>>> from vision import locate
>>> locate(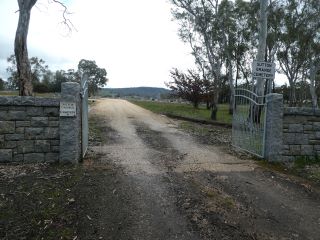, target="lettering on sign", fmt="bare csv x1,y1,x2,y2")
60,102,76,117
252,60,276,80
